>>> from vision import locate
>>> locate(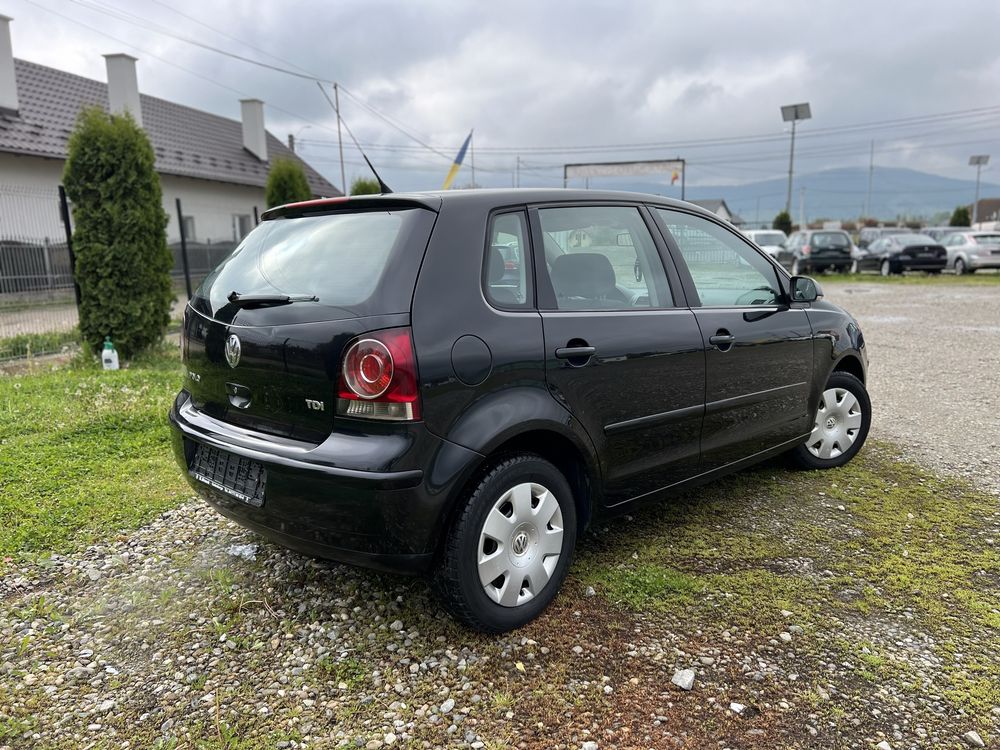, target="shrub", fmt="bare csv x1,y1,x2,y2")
265,158,312,208
350,176,382,196
772,211,792,235
63,108,172,359
949,206,971,227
